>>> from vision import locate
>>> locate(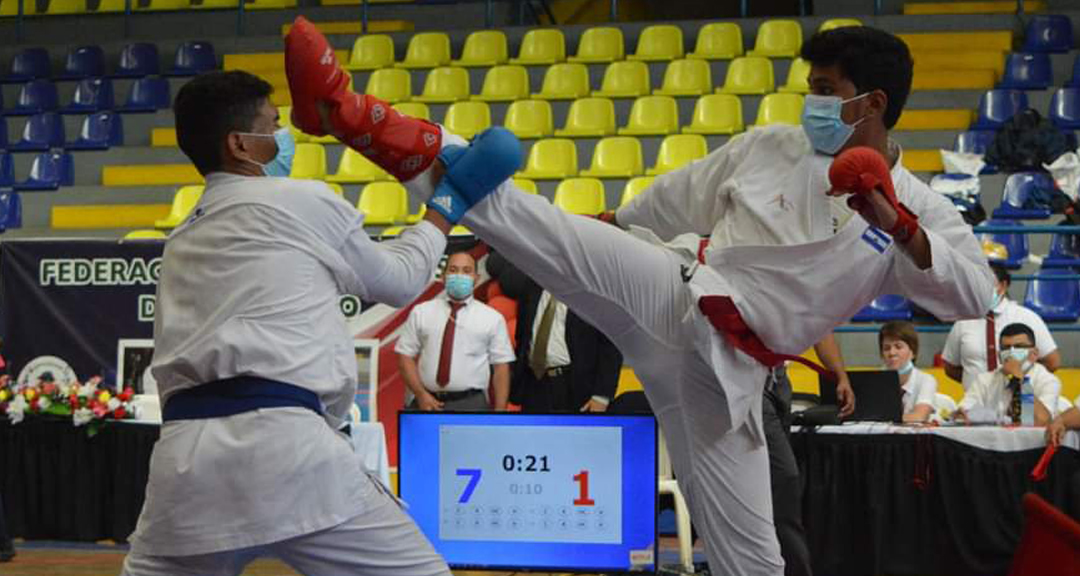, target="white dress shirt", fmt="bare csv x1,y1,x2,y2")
901,367,938,415
942,298,1058,390
395,295,515,393
530,290,571,369
131,173,446,556
959,362,1061,420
